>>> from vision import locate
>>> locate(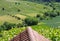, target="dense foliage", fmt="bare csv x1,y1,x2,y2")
24,17,38,26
